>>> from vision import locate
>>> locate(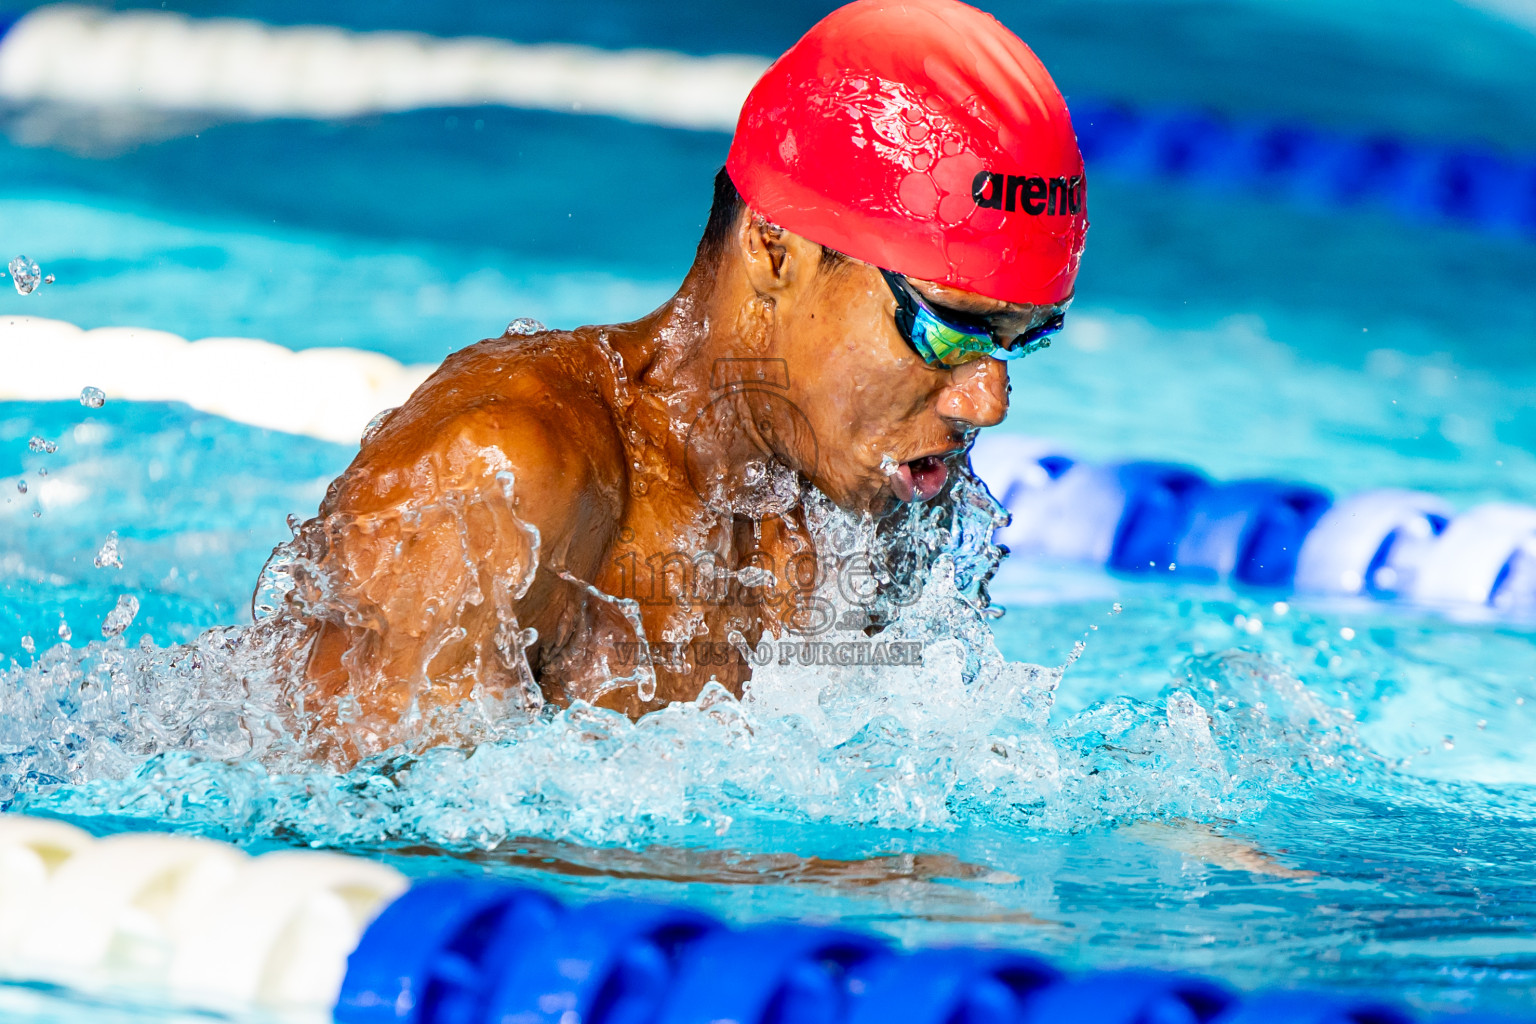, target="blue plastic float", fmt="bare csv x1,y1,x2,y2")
973,435,1536,612
334,880,1446,1024
1071,99,1536,237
